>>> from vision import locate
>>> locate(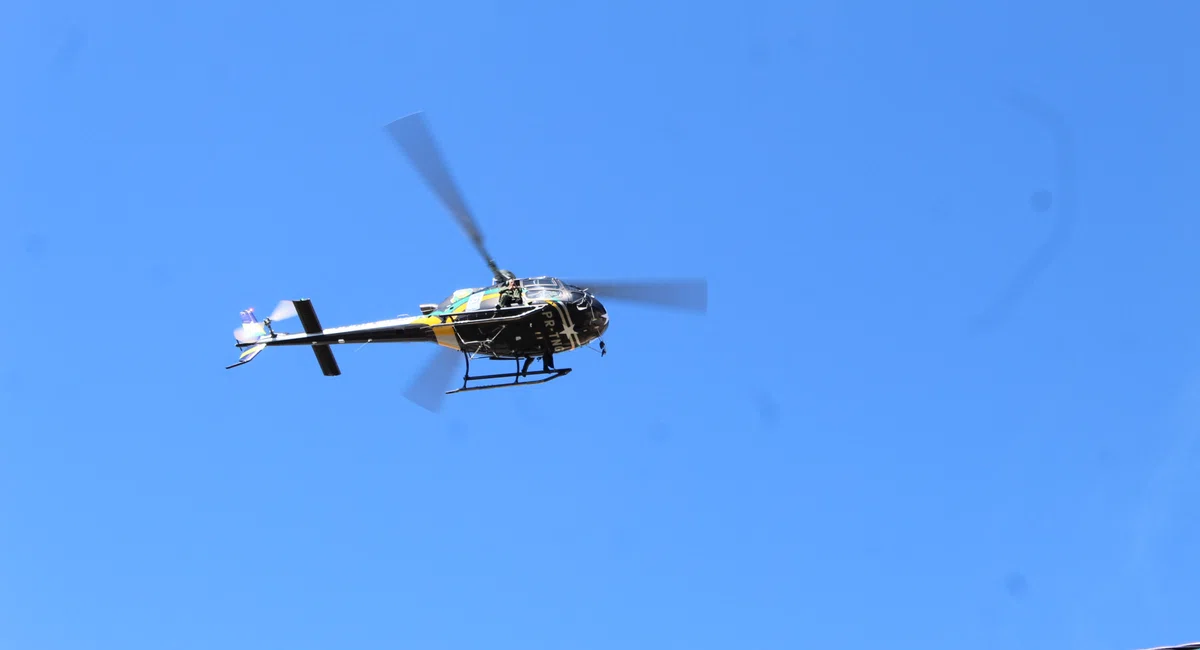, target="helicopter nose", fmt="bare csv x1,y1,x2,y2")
589,297,609,336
